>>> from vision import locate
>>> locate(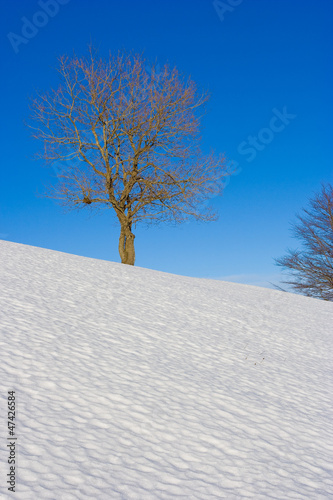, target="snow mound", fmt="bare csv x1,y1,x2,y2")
0,240,332,499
